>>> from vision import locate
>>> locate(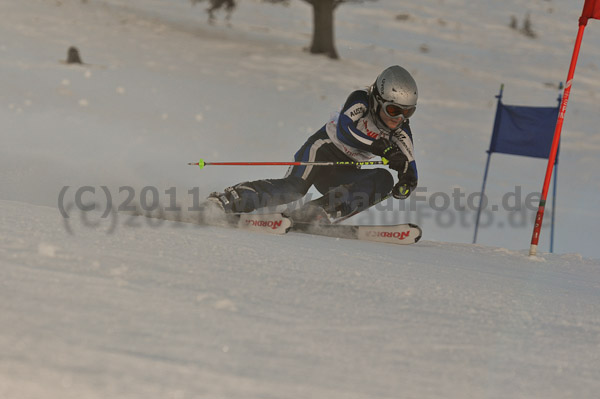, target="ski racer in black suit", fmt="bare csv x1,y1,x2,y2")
206,65,419,222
